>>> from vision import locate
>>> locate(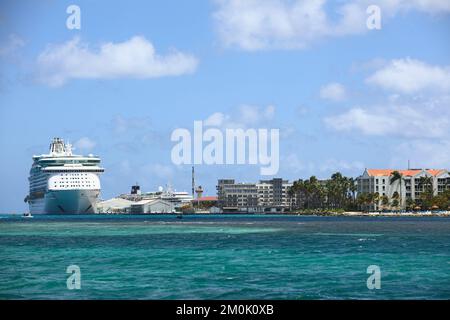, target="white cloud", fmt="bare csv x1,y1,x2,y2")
0,34,25,57
320,82,347,101
279,125,297,139
204,105,276,128
204,112,229,127
296,105,310,116
366,58,450,94
326,57,450,145
119,160,132,175
390,139,450,169
75,137,96,151
213,0,339,50
213,0,450,50
240,104,275,125
324,96,450,138
283,154,310,173
319,159,365,173
112,115,152,134
36,36,199,86
142,163,175,180
282,154,364,175
325,107,396,135
379,0,450,14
